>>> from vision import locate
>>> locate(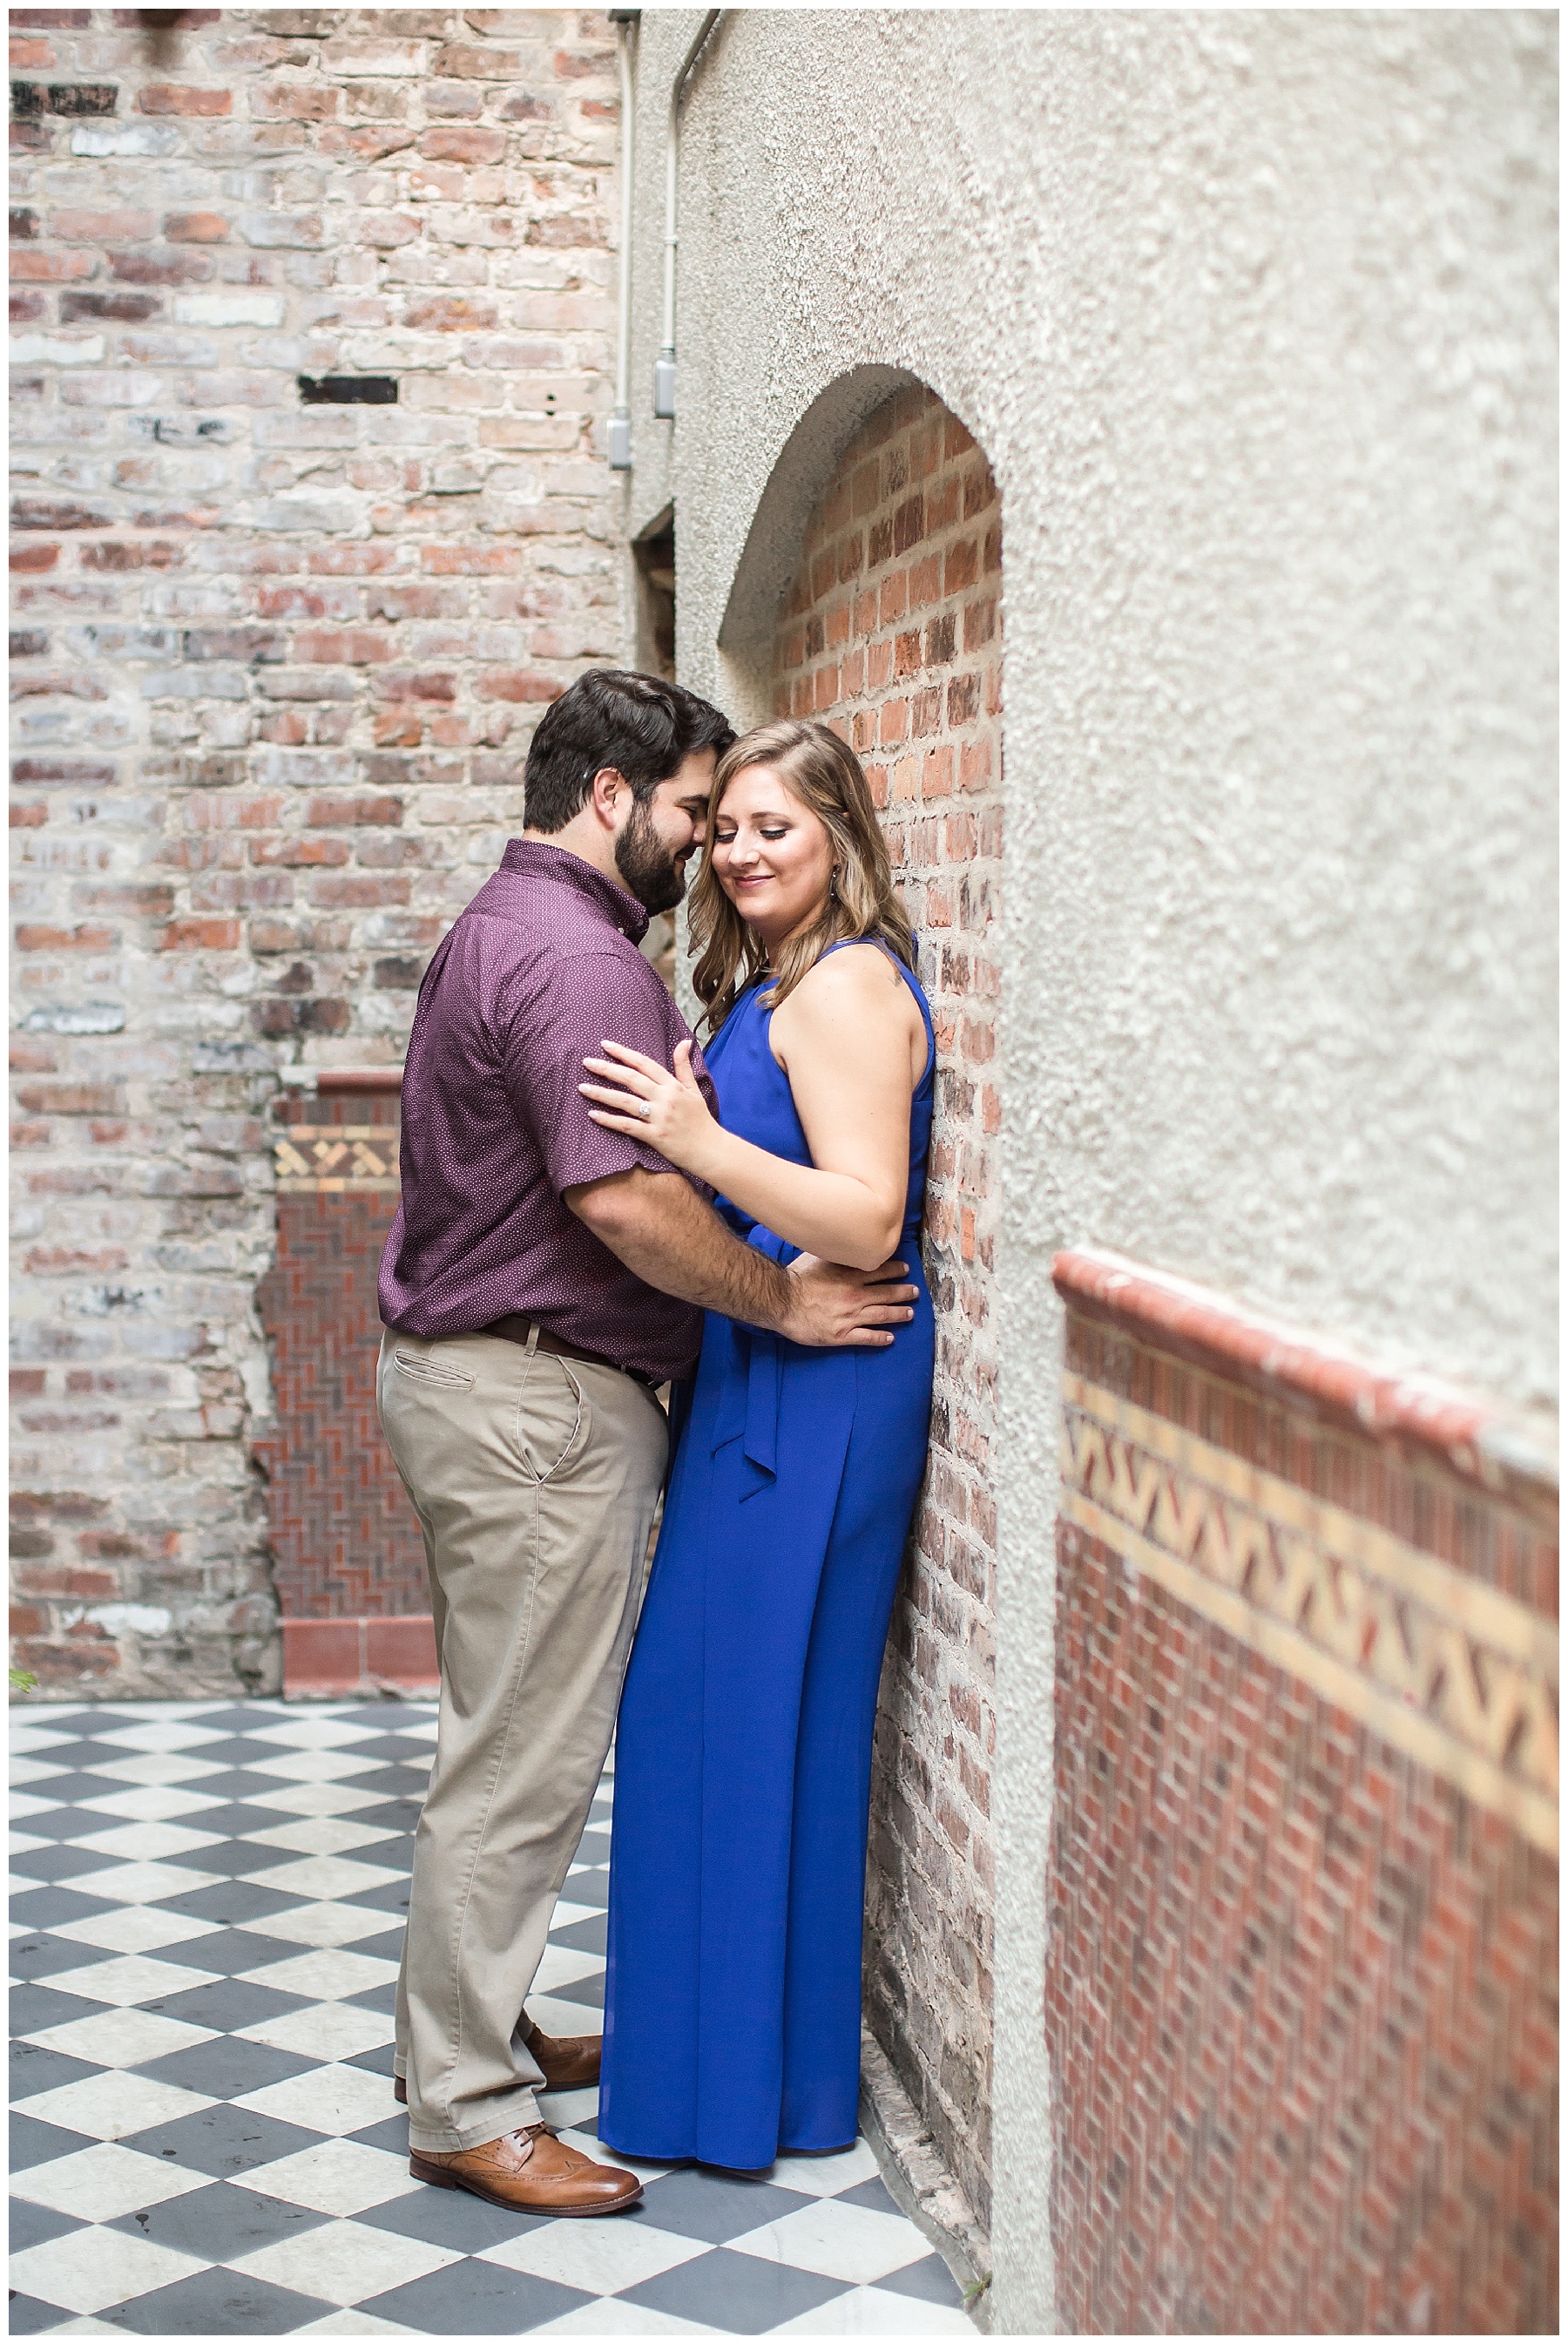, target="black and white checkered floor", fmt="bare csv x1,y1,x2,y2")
10,1701,973,2336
